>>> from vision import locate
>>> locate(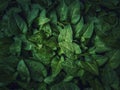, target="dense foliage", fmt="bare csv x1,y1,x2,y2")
0,0,120,90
